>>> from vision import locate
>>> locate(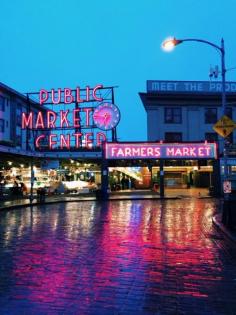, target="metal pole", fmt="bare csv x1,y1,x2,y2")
111,87,117,142
30,157,34,204
160,160,165,198
221,38,231,226
221,38,228,181
101,142,108,200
